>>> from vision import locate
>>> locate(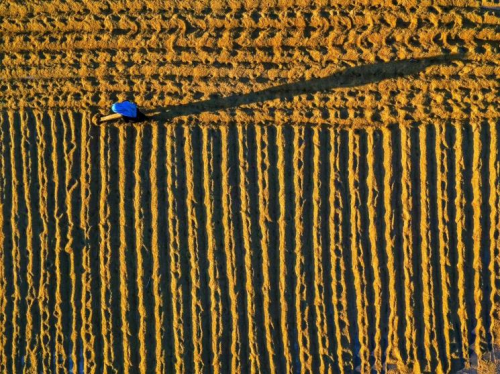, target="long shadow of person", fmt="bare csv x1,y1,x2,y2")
147,53,467,121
